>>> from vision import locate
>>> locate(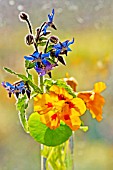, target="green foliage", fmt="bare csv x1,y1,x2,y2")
39,37,47,41
16,95,29,132
44,78,76,98
25,60,35,69
37,41,46,46
28,112,72,146
46,45,54,52
46,58,56,64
